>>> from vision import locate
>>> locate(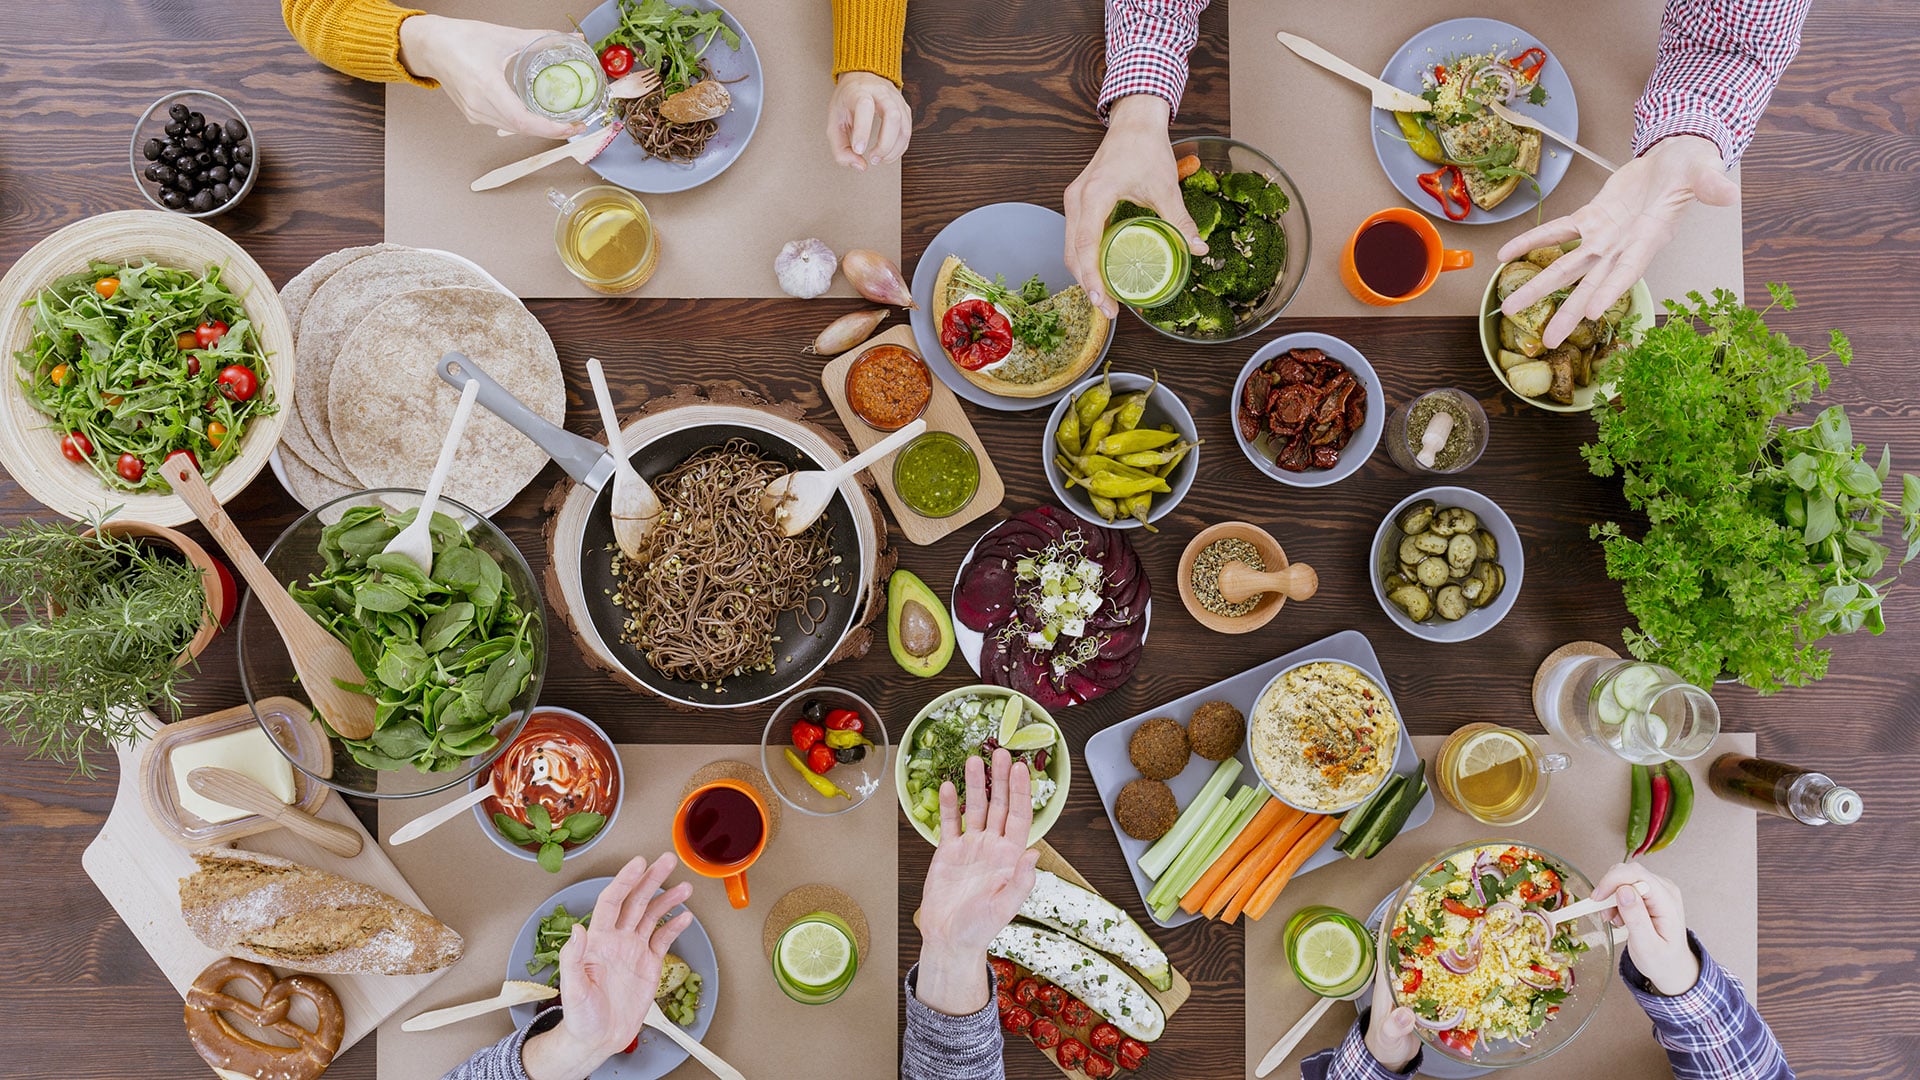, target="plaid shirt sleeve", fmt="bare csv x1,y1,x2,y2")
1097,0,1212,120
1633,0,1809,163
1622,932,1795,1080
1298,1010,1421,1080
